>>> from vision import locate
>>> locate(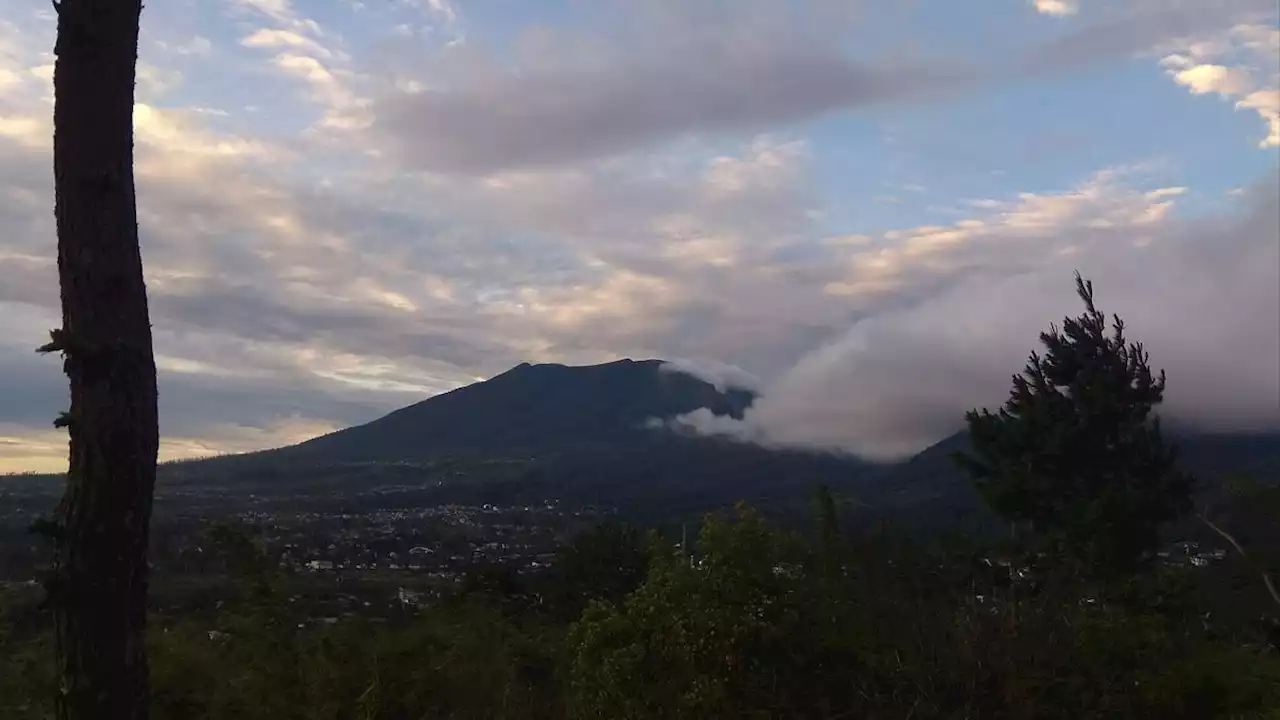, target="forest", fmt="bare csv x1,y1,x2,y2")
3,490,1278,719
